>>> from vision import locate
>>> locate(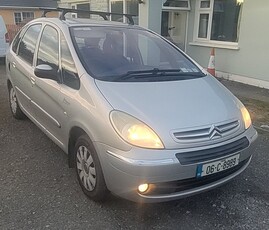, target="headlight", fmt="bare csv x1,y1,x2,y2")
110,111,164,149
241,107,251,129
